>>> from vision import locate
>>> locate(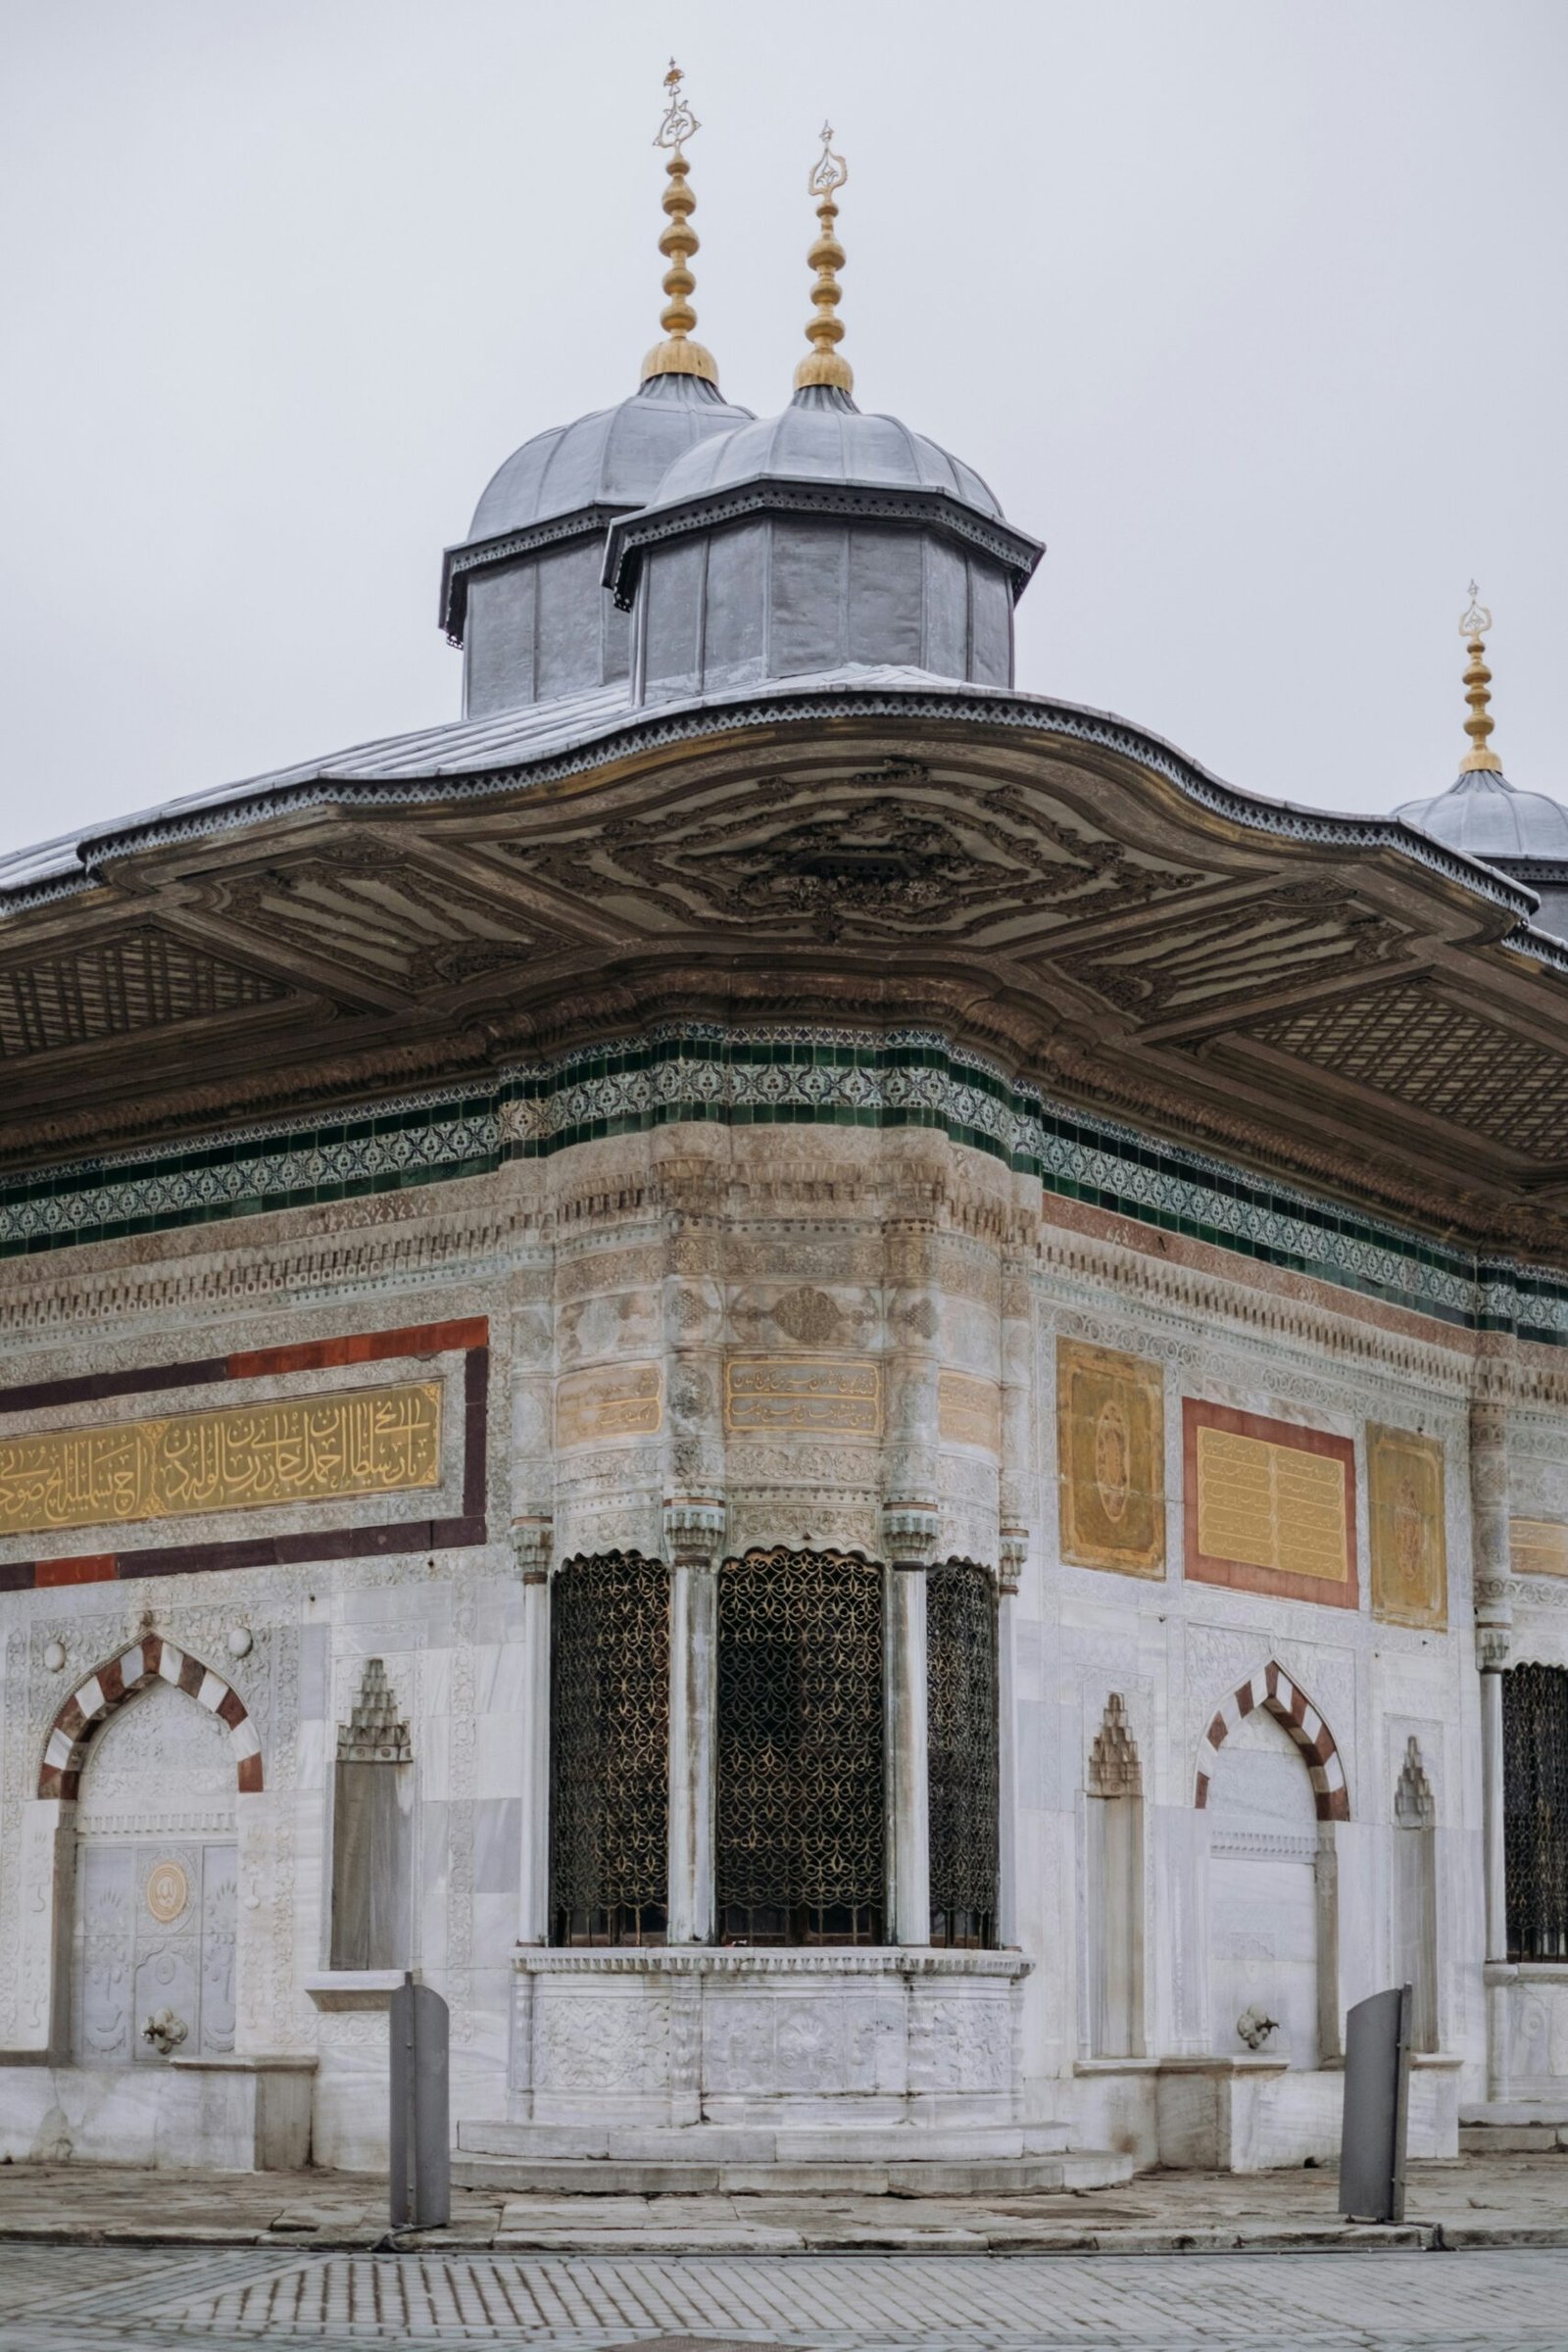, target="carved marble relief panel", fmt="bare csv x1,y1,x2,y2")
1056,1340,1165,1578
1511,1519,1568,1580
1183,1400,1357,1608
722,1358,882,1439
1367,1424,1447,1630
938,1371,1002,1453
554,1363,662,1448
